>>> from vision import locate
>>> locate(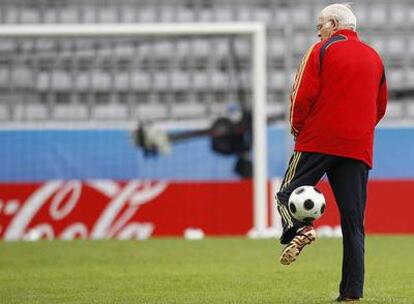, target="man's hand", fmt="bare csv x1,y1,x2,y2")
291,127,299,139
